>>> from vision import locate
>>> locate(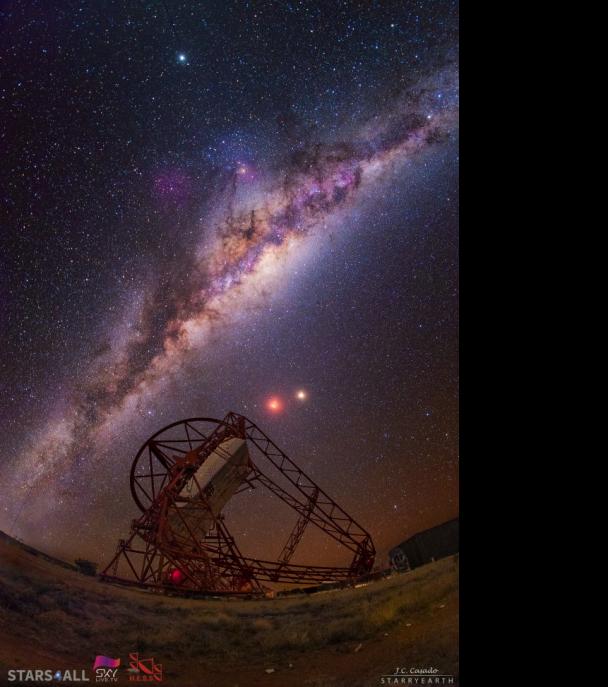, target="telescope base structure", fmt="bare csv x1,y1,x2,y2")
100,412,375,594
